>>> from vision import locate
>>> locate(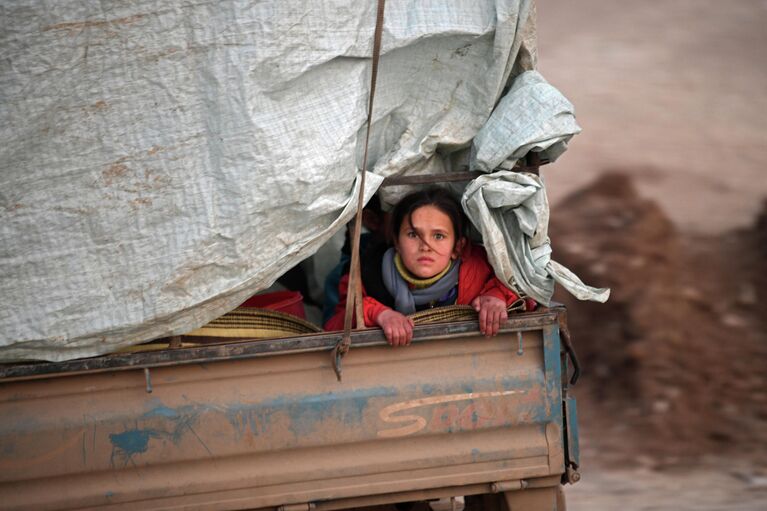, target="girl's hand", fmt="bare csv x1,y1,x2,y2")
471,295,508,337
376,310,415,347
